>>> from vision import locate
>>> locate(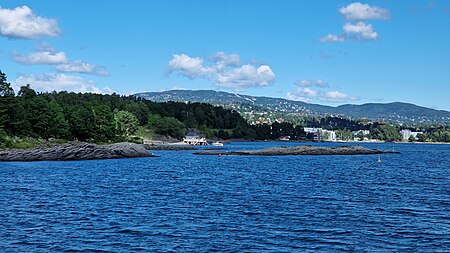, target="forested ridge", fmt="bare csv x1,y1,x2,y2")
1,70,449,148
0,70,304,147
